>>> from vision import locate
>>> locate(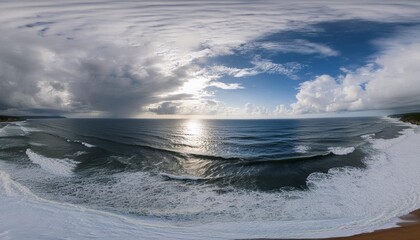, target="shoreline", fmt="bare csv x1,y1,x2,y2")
0,115,65,123
323,209,420,240
249,209,420,240
0,116,23,122
389,112,420,125
255,117,420,240
2,114,419,239
325,115,420,240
